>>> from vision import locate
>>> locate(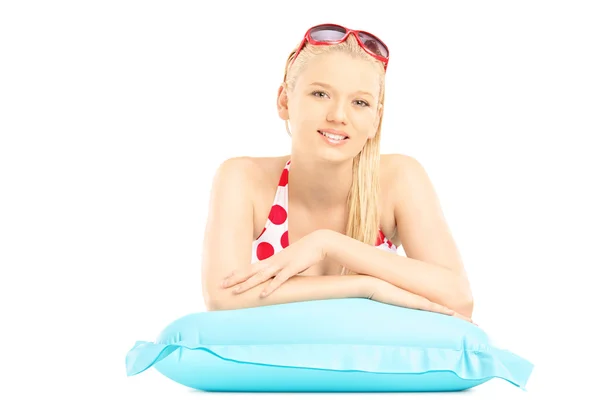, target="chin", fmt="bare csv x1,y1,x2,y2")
312,148,361,165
